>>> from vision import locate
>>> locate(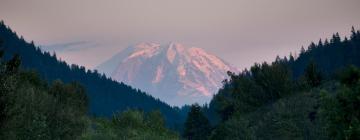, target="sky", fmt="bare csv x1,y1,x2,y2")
1,0,360,70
